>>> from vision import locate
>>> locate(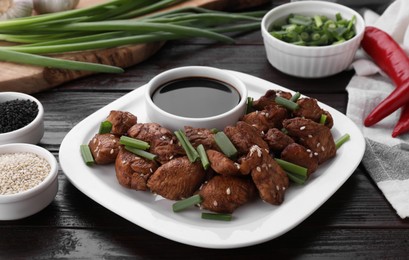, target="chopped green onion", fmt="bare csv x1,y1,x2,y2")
275,158,308,184
80,144,94,166
246,96,254,114
196,144,210,170
335,133,350,149
319,114,327,125
125,146,157,161
98,120,113,134
286,171,307,185
120,136,150,150
270,13,356,46
201,212,232,221
175,130,199,162
290,92,301,102
275,96,299,111
214,131,237,160
172,194,202,212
